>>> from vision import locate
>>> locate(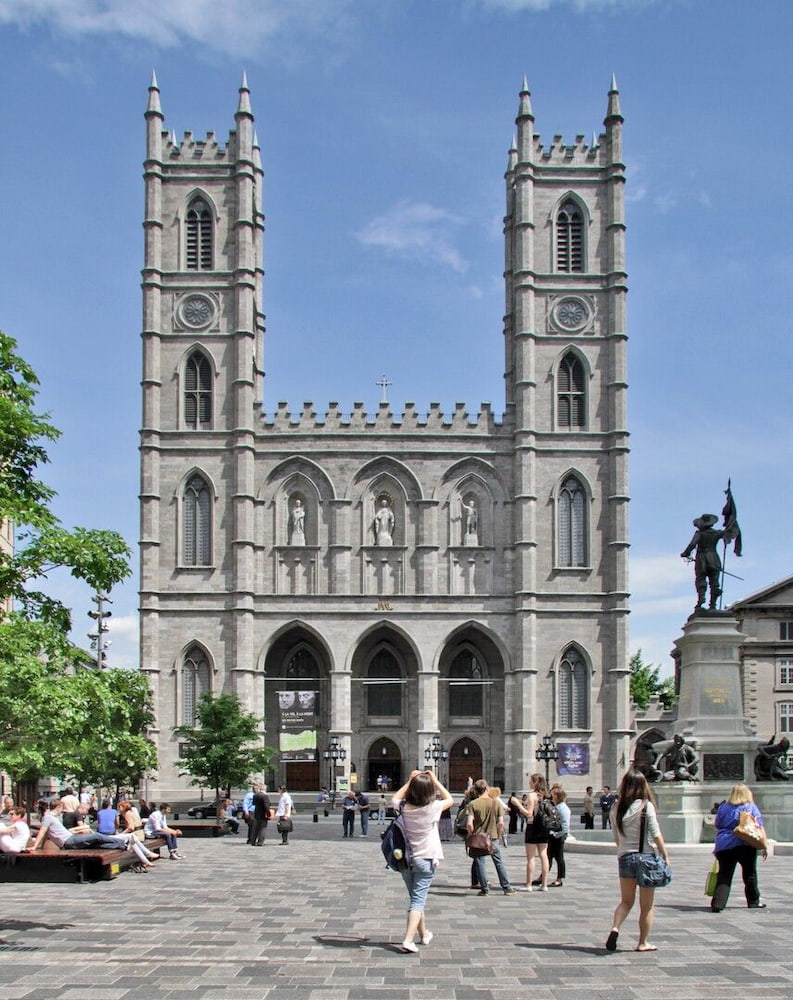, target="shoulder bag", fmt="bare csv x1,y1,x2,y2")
466,800,495,858
635,803,672,888
733,809,768,850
